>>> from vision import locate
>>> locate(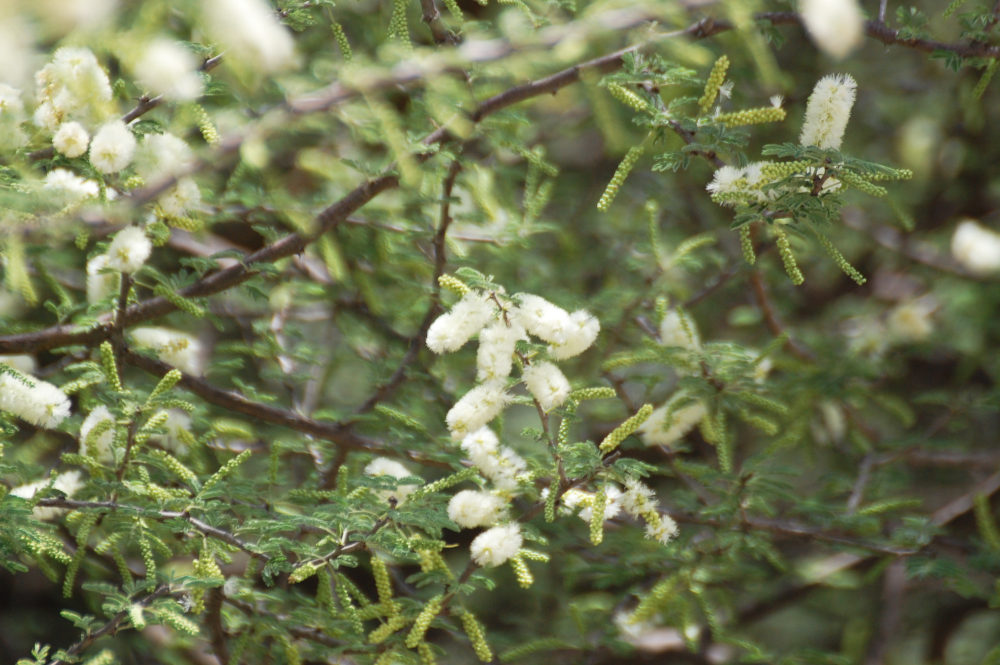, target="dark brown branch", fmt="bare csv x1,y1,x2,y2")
206,588,230,665
420,0,459,45
121,348,449,466
748,268,816,362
